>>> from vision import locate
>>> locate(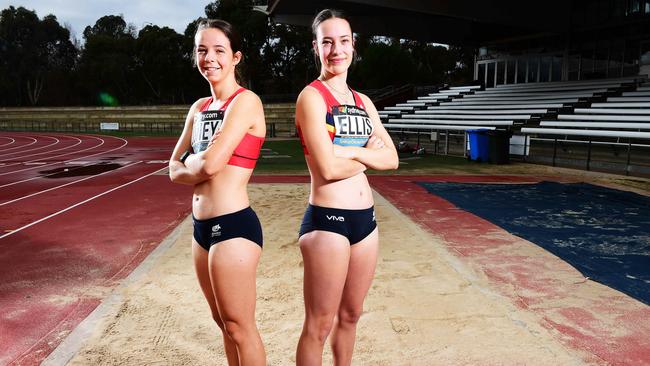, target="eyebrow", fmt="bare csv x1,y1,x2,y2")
322,35,352,40
197,44,227,48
